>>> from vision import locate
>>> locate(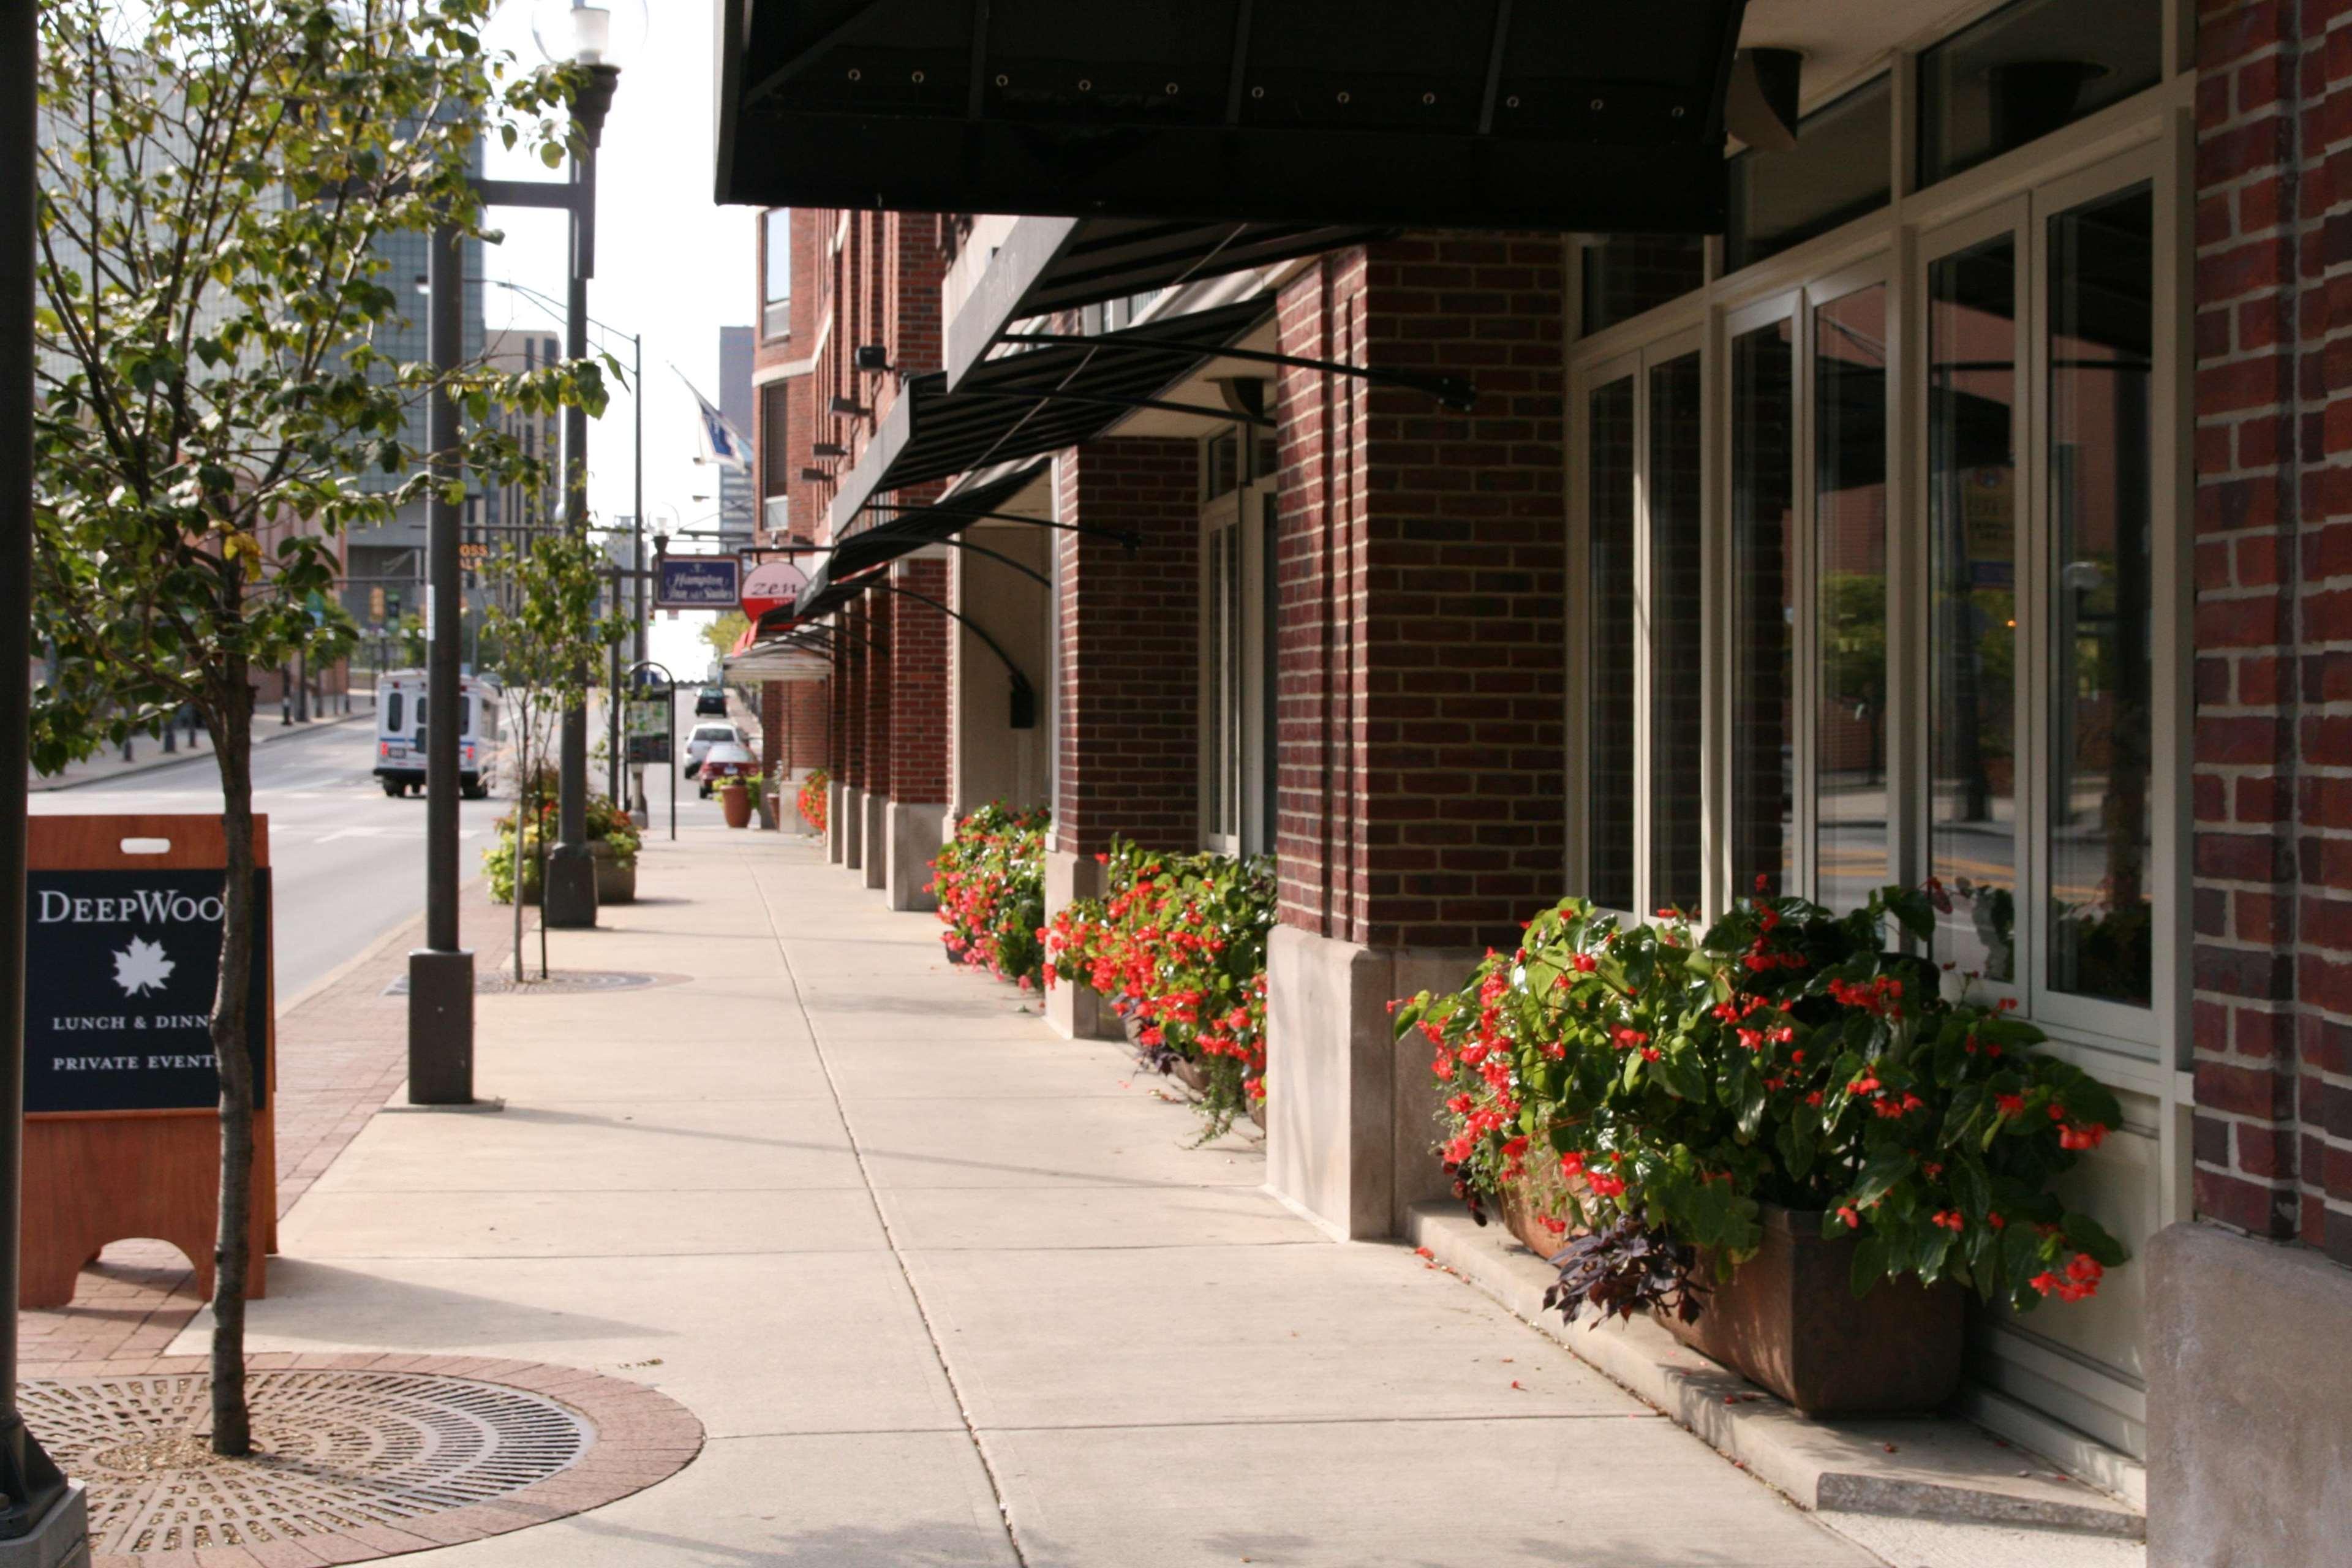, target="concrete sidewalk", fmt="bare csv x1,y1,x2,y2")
189,826,1882,1567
